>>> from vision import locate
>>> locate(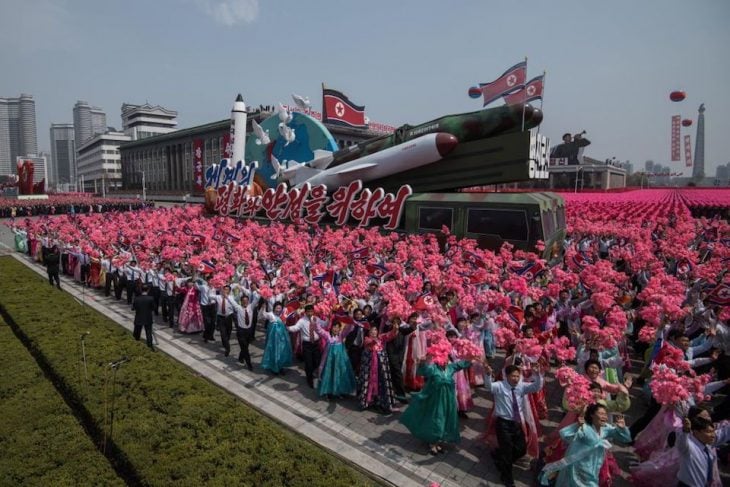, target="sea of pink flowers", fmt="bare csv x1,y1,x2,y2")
11,188,730,404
